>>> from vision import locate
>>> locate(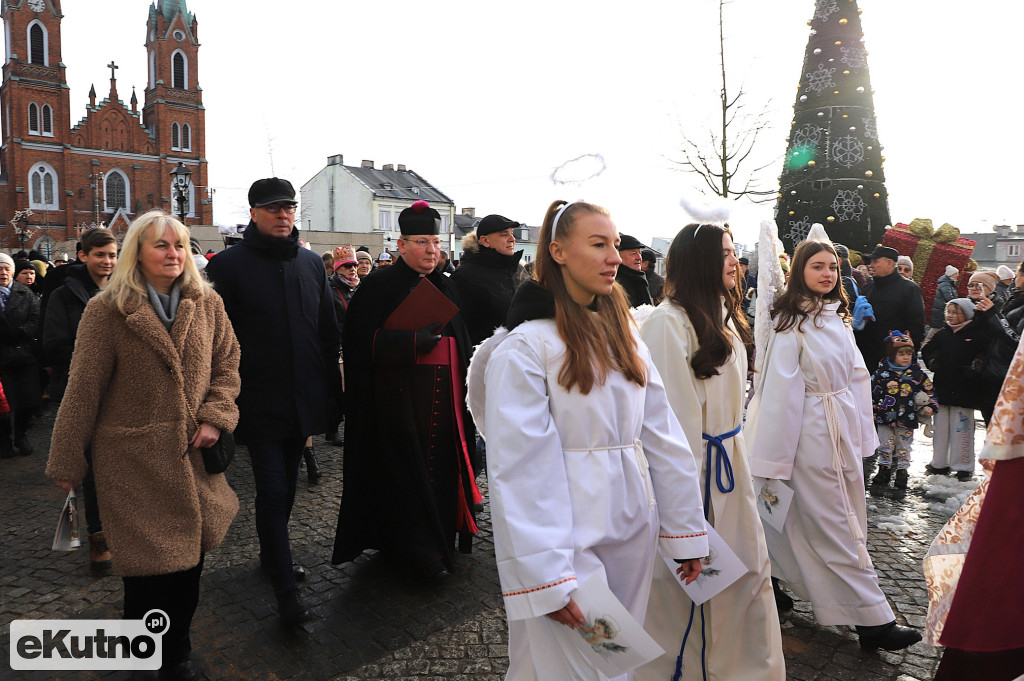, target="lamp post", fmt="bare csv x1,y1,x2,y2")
17,214,28,252
169,162,192,223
